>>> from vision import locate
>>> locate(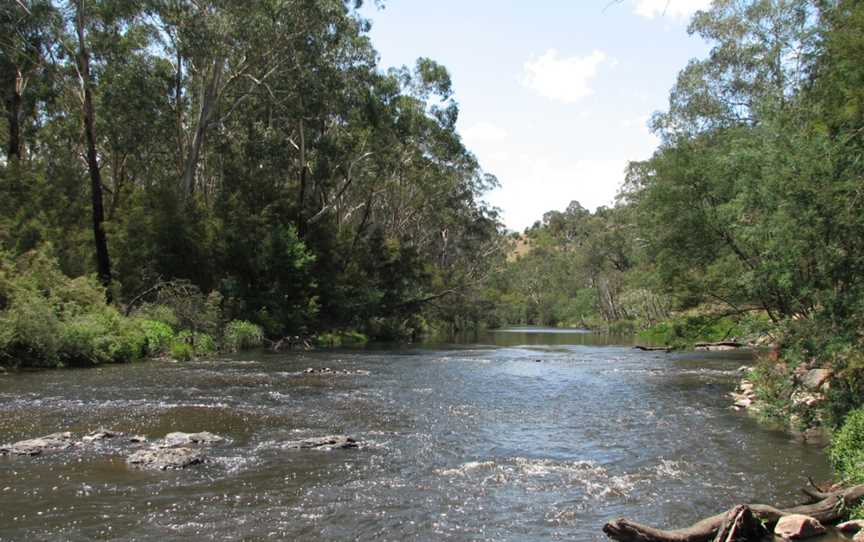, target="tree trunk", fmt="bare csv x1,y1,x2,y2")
75,0,112,299
5,68,22,159
603,484,864,542
182,58,223,197
297,117,307,236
